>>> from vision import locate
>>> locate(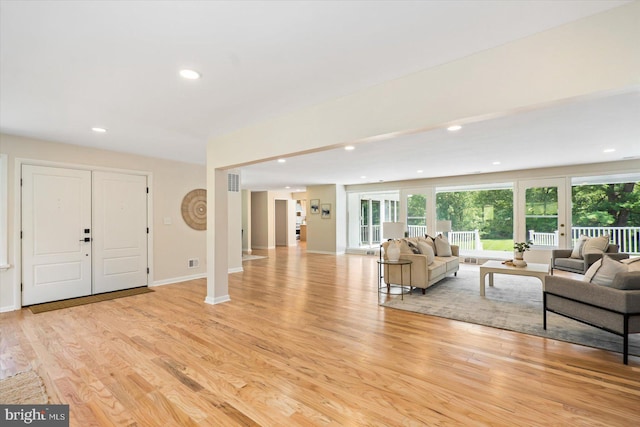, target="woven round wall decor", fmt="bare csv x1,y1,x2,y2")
181,189,207,230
